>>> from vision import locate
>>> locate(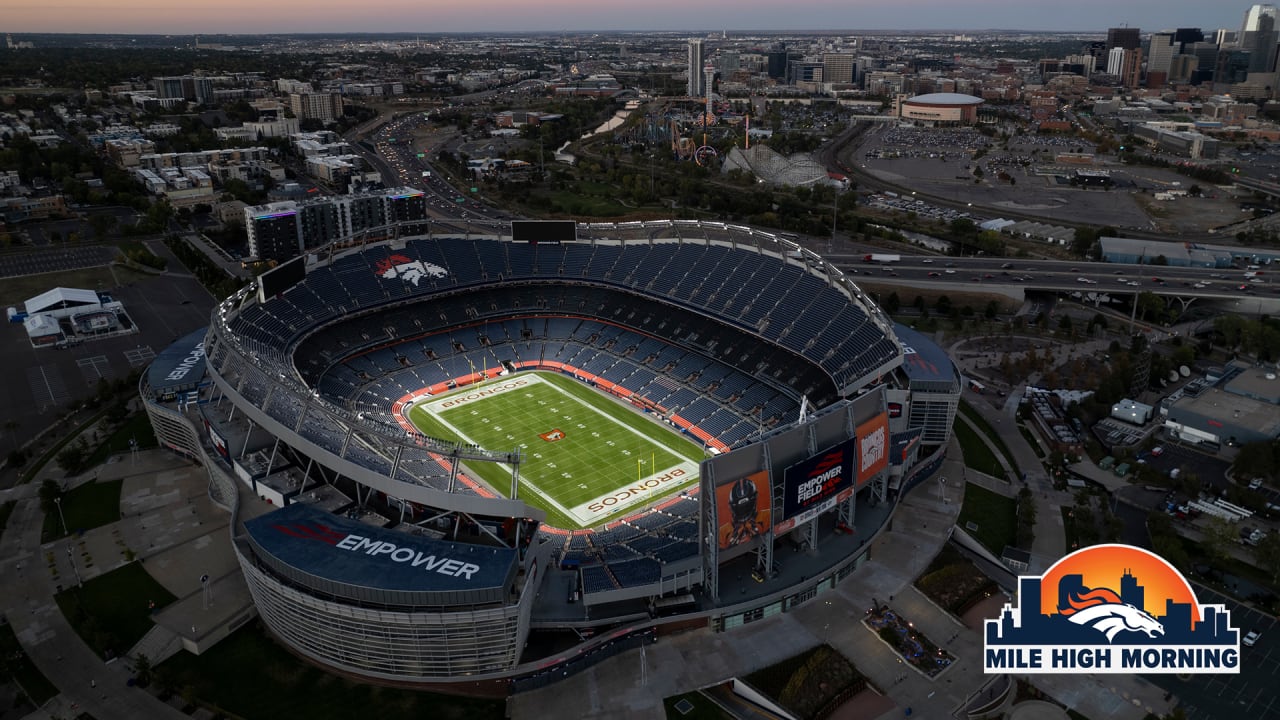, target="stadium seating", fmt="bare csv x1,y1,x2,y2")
212,227,901,578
